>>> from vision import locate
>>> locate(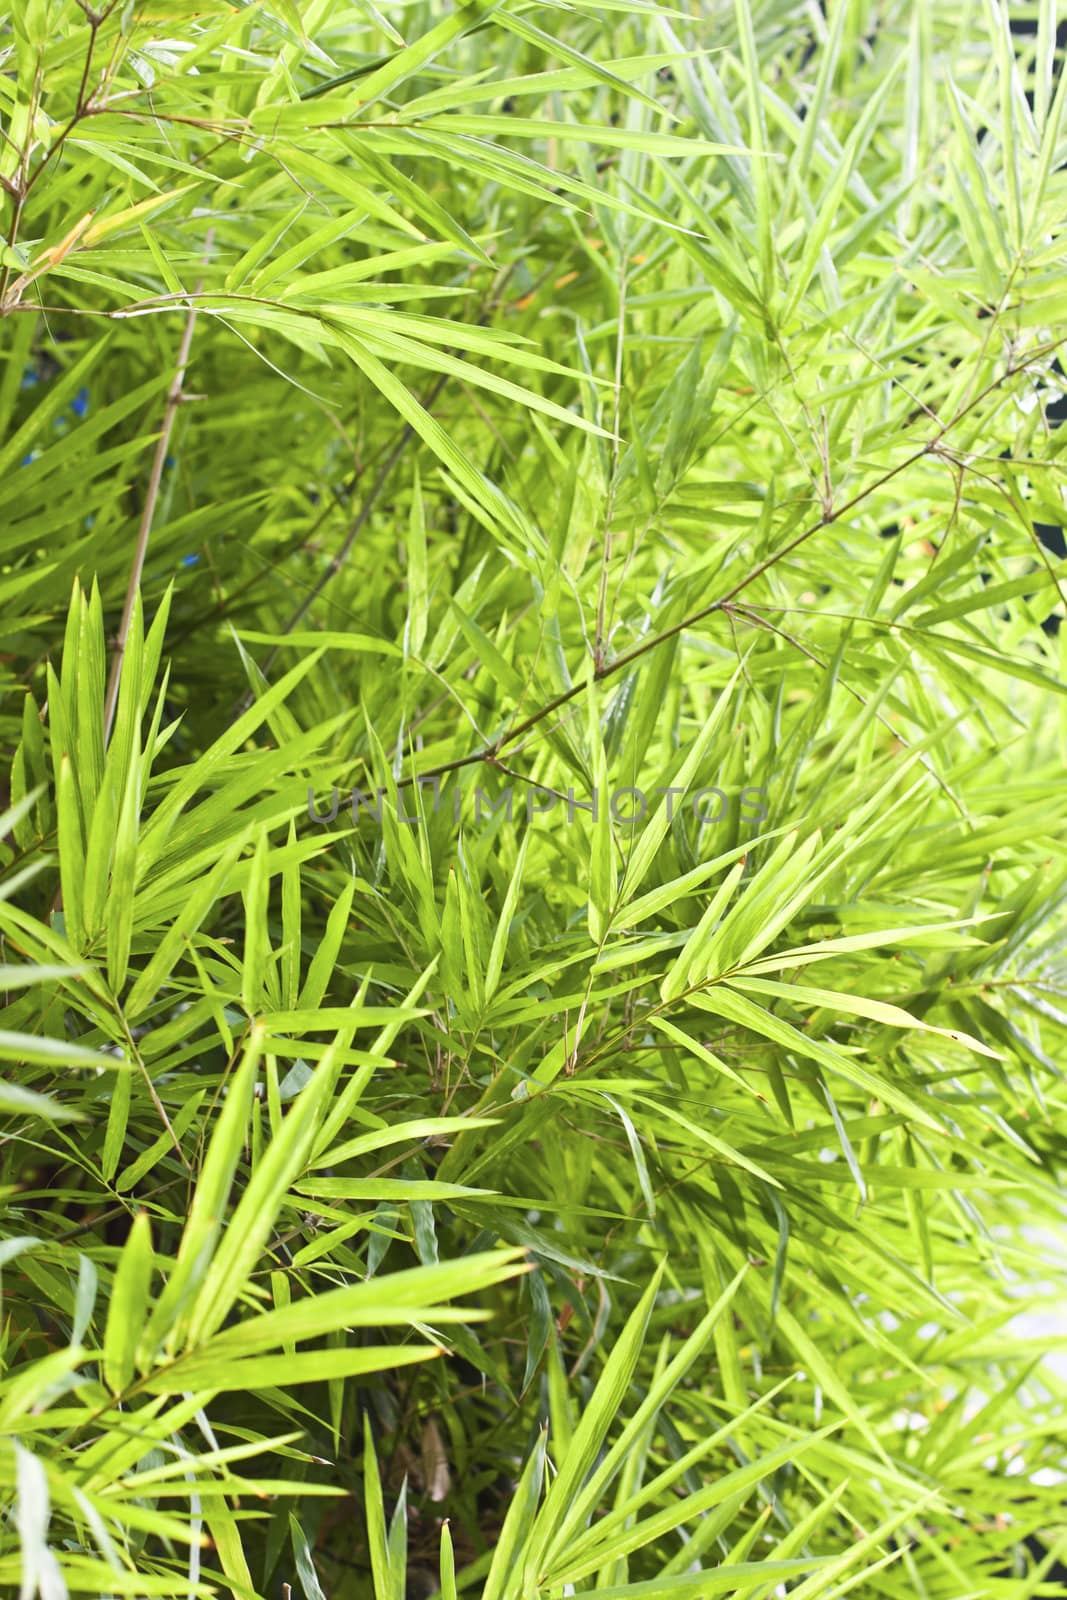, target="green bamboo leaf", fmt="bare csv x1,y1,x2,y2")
144,1343,439,1394
103,1211,153,1395
523,1264,664,1583
140,1028,264,1362
689,988,945,1133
